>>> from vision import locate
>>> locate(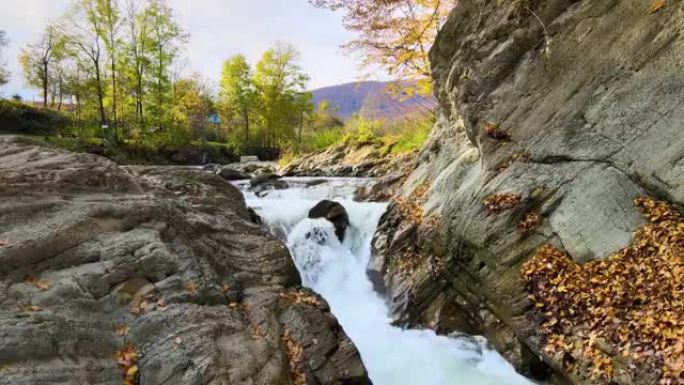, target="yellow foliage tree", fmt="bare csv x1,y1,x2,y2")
311,0,456,96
